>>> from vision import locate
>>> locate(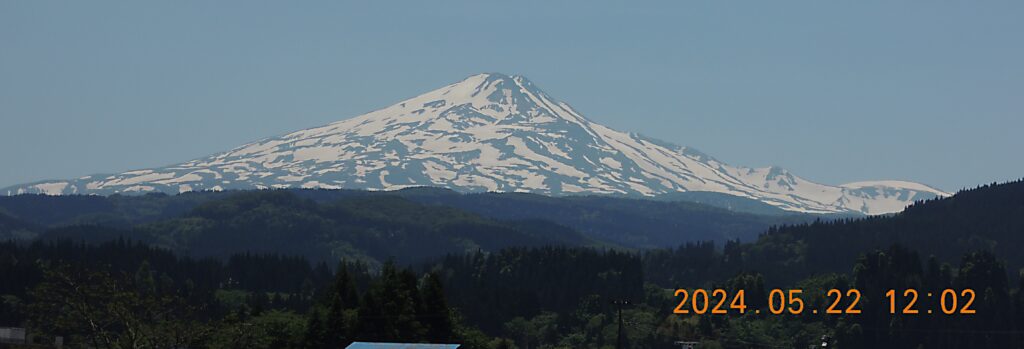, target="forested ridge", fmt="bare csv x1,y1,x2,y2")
0,187,811,250
4,238,1024,347
368,188,811,247
0,179,1022,348
640,179,1024,288
742,178,1024,285
3,191,600,267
